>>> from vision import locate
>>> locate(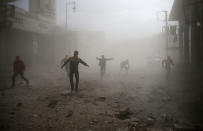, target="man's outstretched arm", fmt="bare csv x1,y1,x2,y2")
106,58,114,61
80,59,89,67
96,57,101,60
61,58,70,68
